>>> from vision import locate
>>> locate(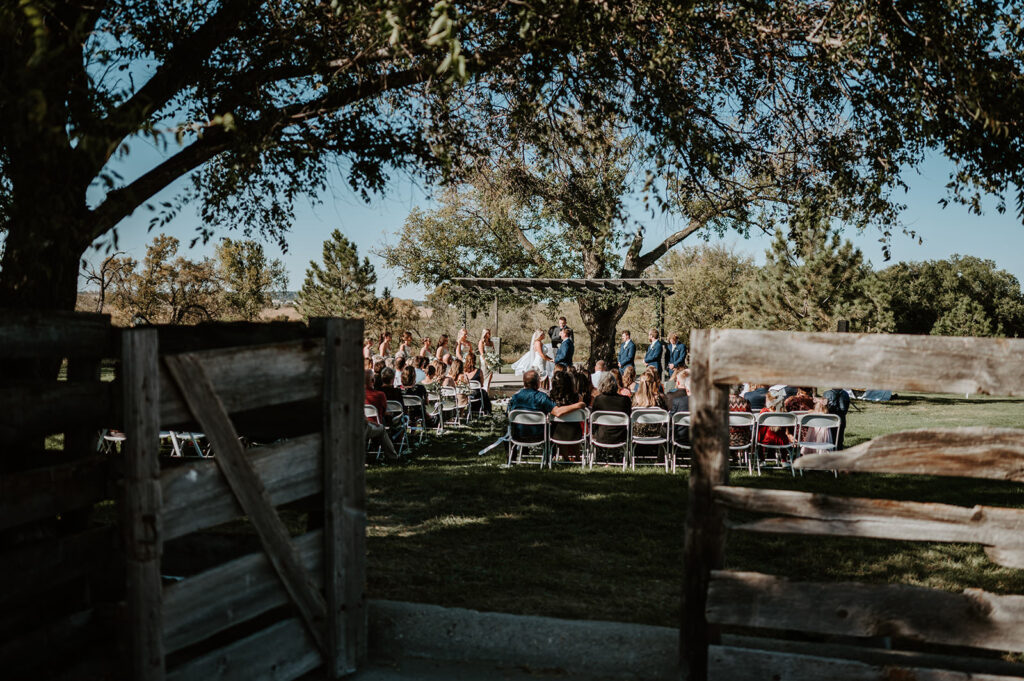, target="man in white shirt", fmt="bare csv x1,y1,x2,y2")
591,359,608,389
